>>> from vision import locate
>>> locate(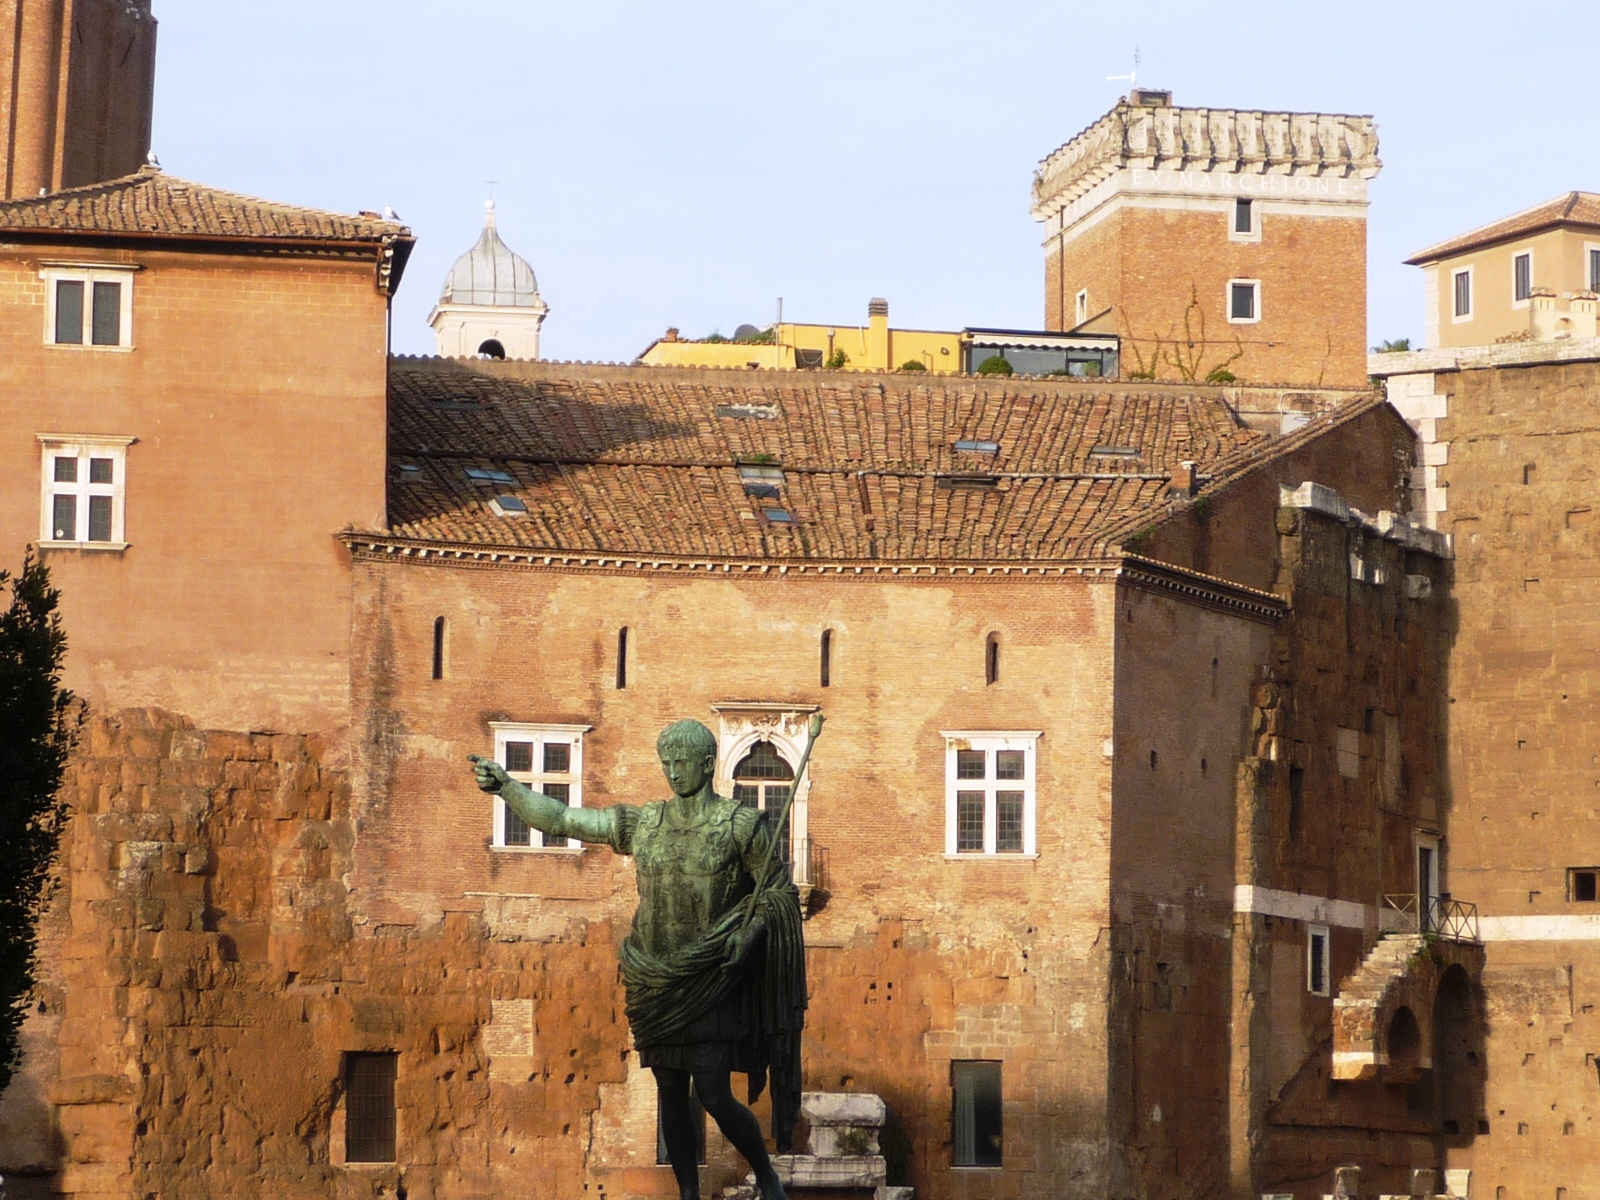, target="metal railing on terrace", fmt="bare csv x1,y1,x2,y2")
1380,894,1480,943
